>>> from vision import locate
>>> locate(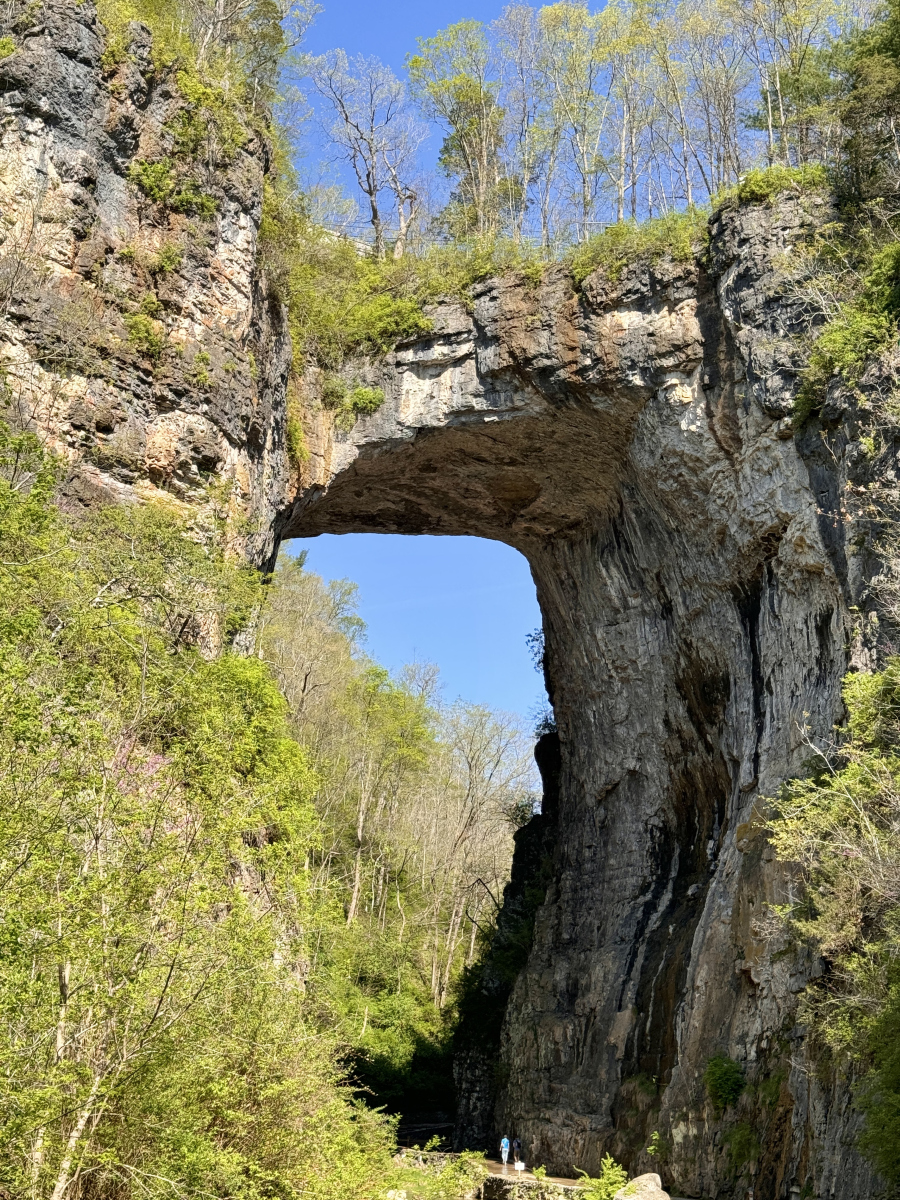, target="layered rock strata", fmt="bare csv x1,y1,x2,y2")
288,196,884,1199
0,0,290,566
